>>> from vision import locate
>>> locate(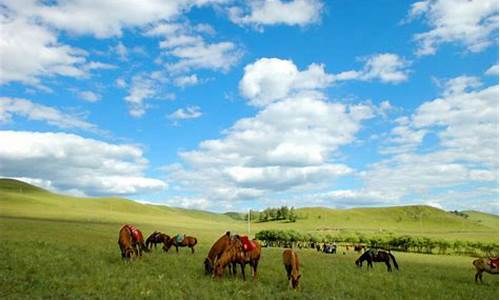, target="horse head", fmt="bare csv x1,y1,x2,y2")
291,273,301,289
204,257,213,275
